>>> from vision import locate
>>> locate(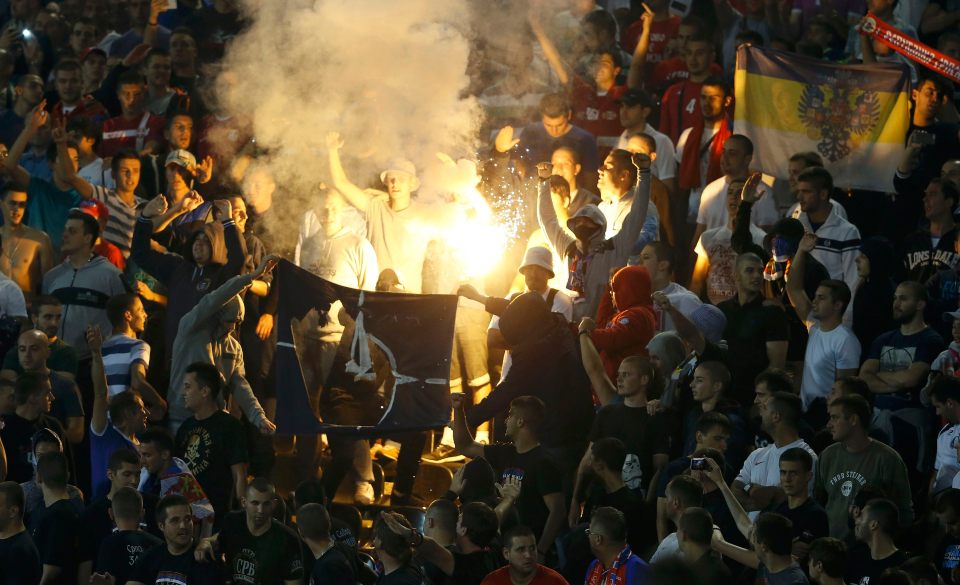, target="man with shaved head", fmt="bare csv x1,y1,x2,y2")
718,253,789,405
13,329,83,444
